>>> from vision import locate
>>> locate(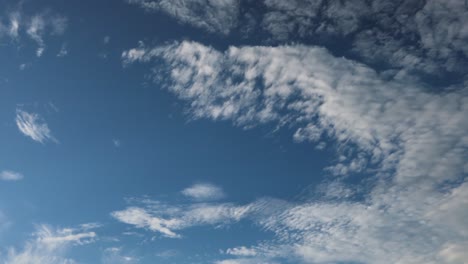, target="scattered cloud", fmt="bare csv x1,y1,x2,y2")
15,109,56,144
122,40,468,263
4,224,97,264
182,183,224,201
0,170,24,181
126,0,240,34
125,0,468,75
0,9,67,57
